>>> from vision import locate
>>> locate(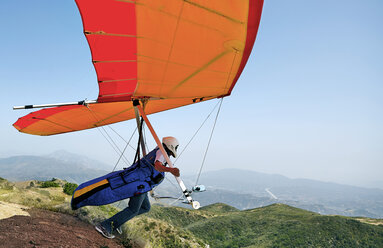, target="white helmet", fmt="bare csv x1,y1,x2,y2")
162,136,179,158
